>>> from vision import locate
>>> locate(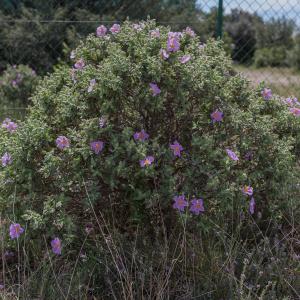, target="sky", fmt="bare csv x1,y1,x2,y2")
198,0,300,25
